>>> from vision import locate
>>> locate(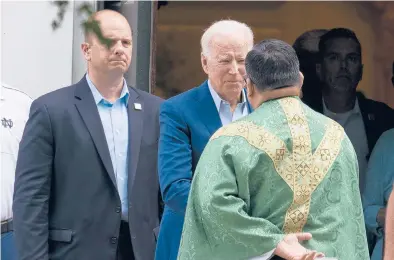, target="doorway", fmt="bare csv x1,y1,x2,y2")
153,1,394,108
